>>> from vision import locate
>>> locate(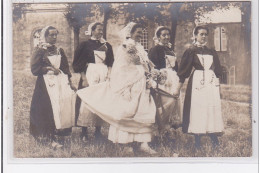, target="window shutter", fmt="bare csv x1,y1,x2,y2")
229,66,236,85
221,27,227,51
214,27,220,51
